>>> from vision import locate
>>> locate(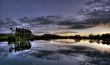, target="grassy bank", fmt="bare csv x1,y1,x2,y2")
0,34,10,41
0,34,35,42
